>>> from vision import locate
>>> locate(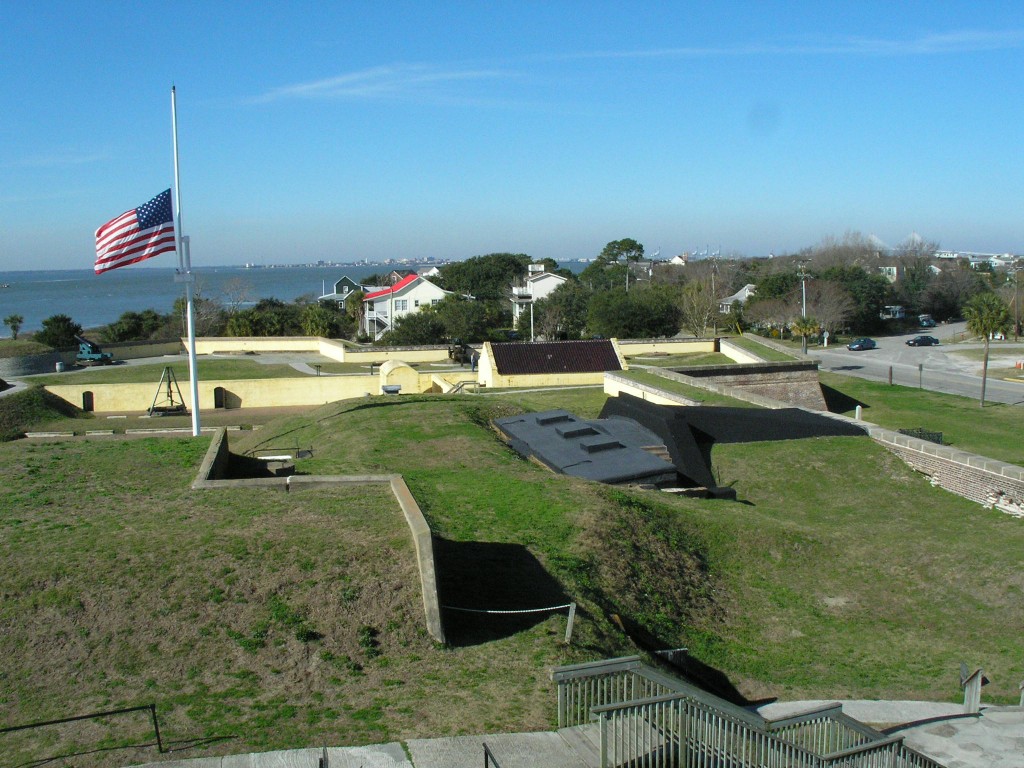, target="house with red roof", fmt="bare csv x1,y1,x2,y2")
362,274,450,340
